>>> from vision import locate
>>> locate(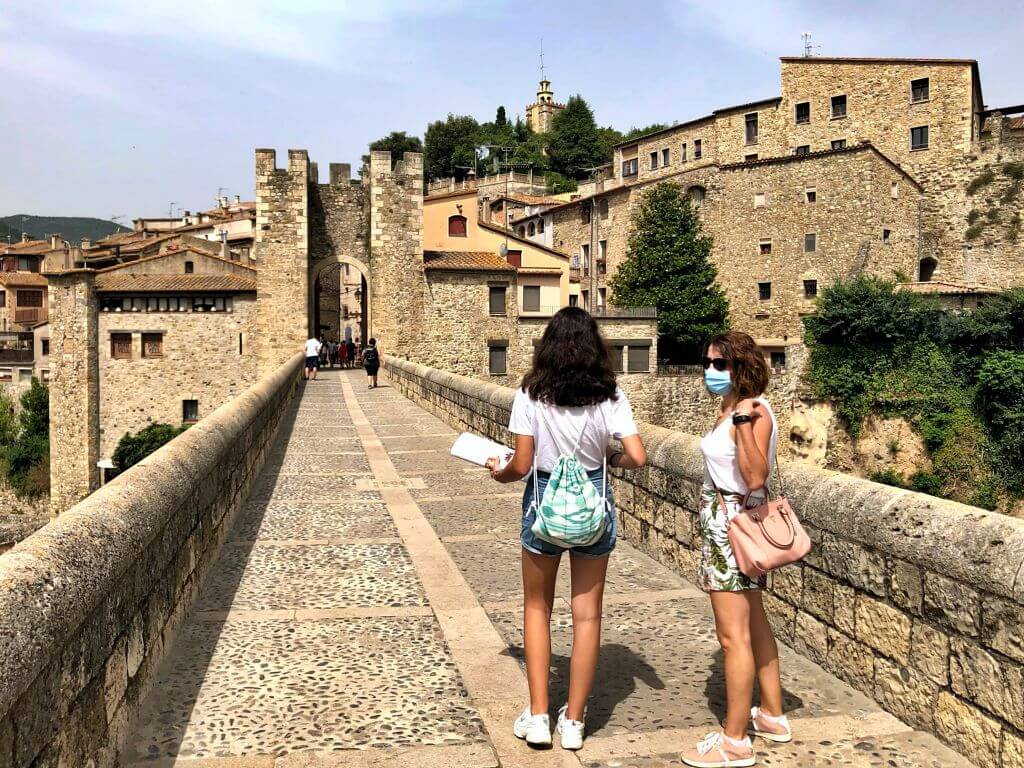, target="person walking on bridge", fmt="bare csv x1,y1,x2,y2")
304,336,321,381
362,338,380,388
679,330,789,768
486,307,647,752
